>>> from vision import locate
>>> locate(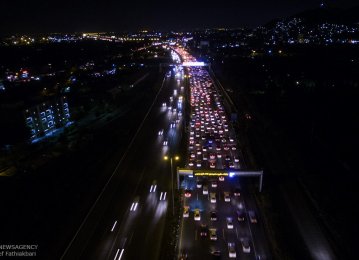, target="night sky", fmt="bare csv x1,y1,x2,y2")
0,0,358,33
